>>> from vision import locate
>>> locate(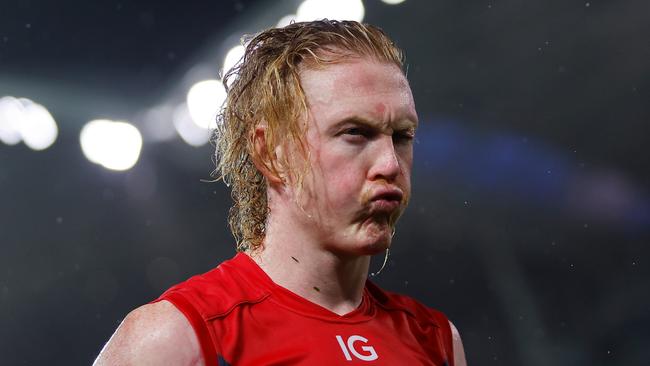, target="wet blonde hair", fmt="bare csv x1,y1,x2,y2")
213,19,404,251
